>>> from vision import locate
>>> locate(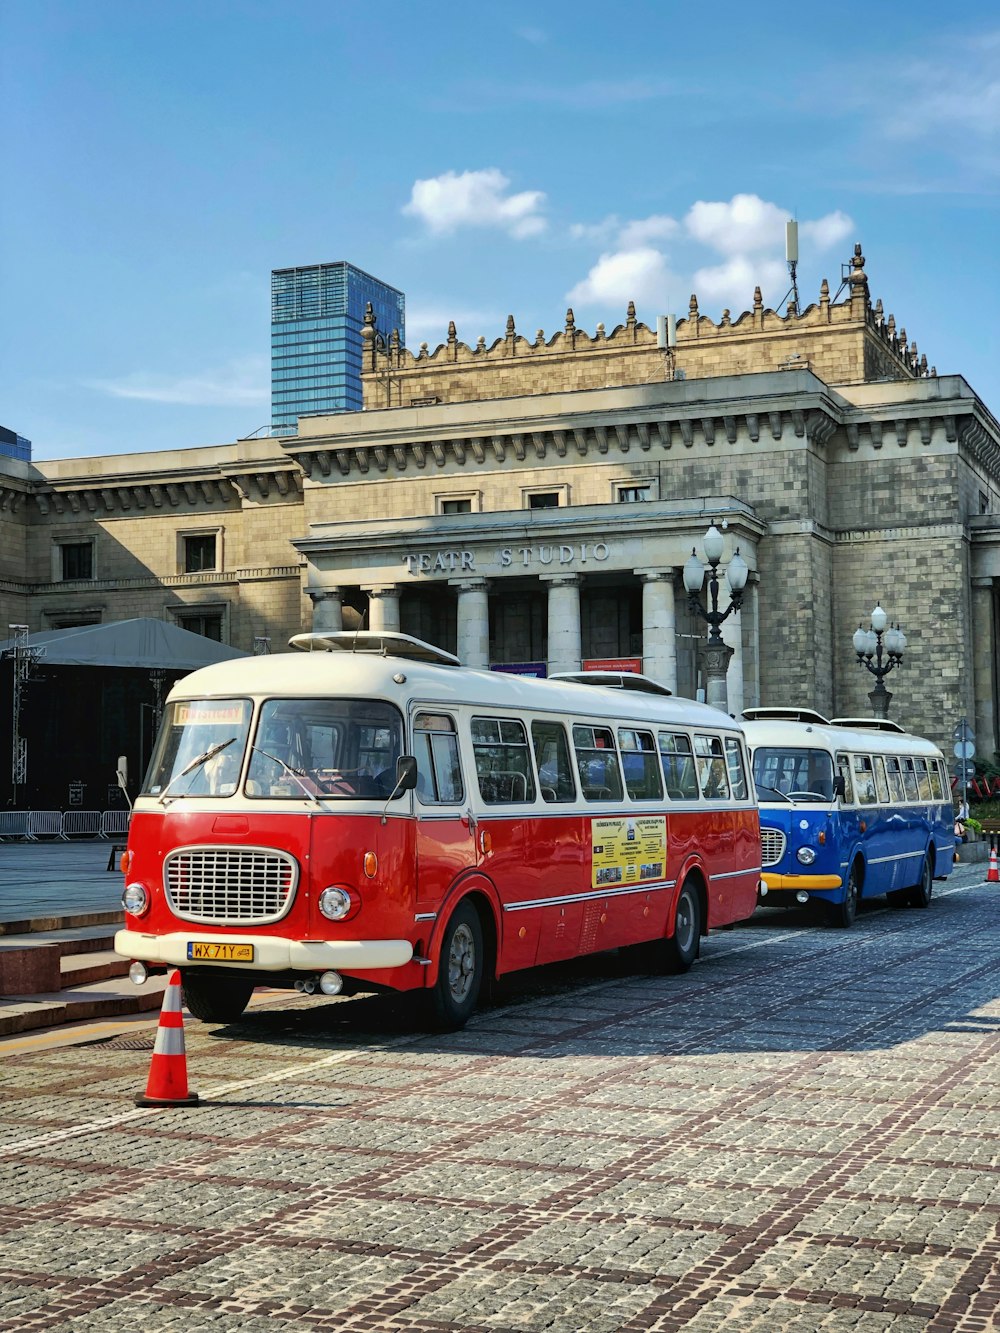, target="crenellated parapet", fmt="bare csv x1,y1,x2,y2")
360,244,931,410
